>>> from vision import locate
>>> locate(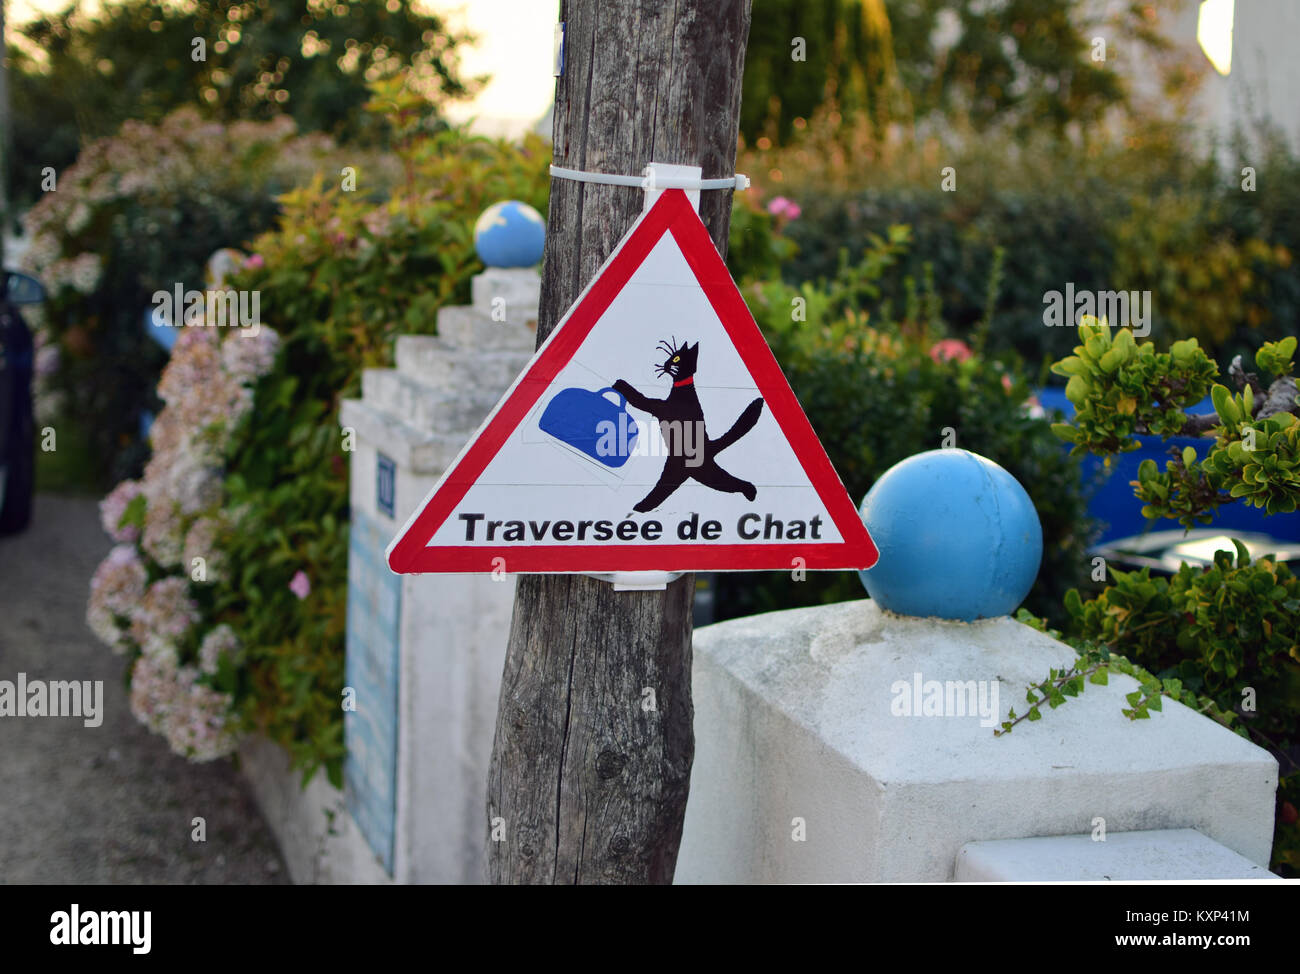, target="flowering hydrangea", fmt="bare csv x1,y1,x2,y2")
128,652,179,735
99,479,143,544
130,577,200,661
86,545,147,652
18,106,337,458
198,624,240,676
183,516,227,584
166,664,238,761
221,327,281,386
85,271,283,761
128,655,238,761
